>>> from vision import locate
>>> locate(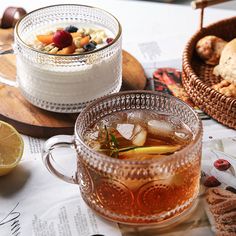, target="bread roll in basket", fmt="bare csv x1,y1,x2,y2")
214,39,236,85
